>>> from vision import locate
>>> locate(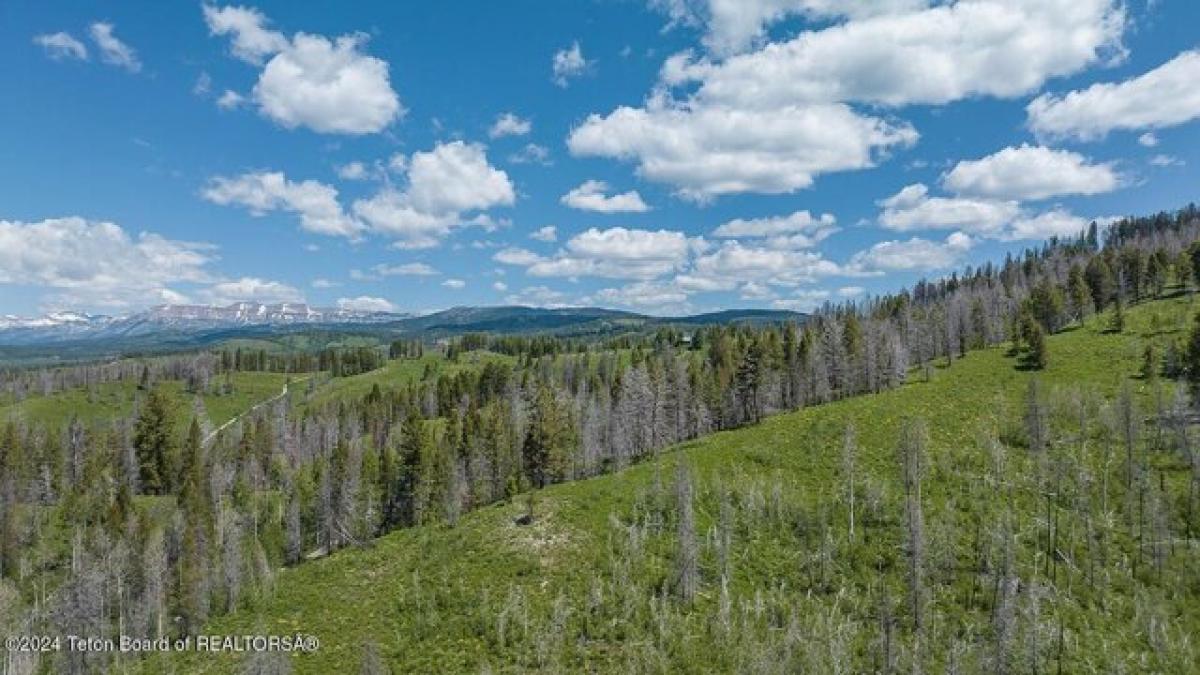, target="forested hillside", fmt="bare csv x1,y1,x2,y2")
1,207,1200,673
156,291,1200,674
